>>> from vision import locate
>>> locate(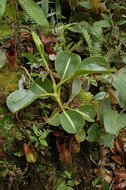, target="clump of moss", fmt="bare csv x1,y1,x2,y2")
74,90,93,105
0,66,22,99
